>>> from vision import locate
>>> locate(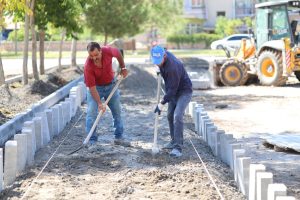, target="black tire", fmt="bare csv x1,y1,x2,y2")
294,71,300,81
257,50,287,86
219,61,248,86
216,45,223,50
